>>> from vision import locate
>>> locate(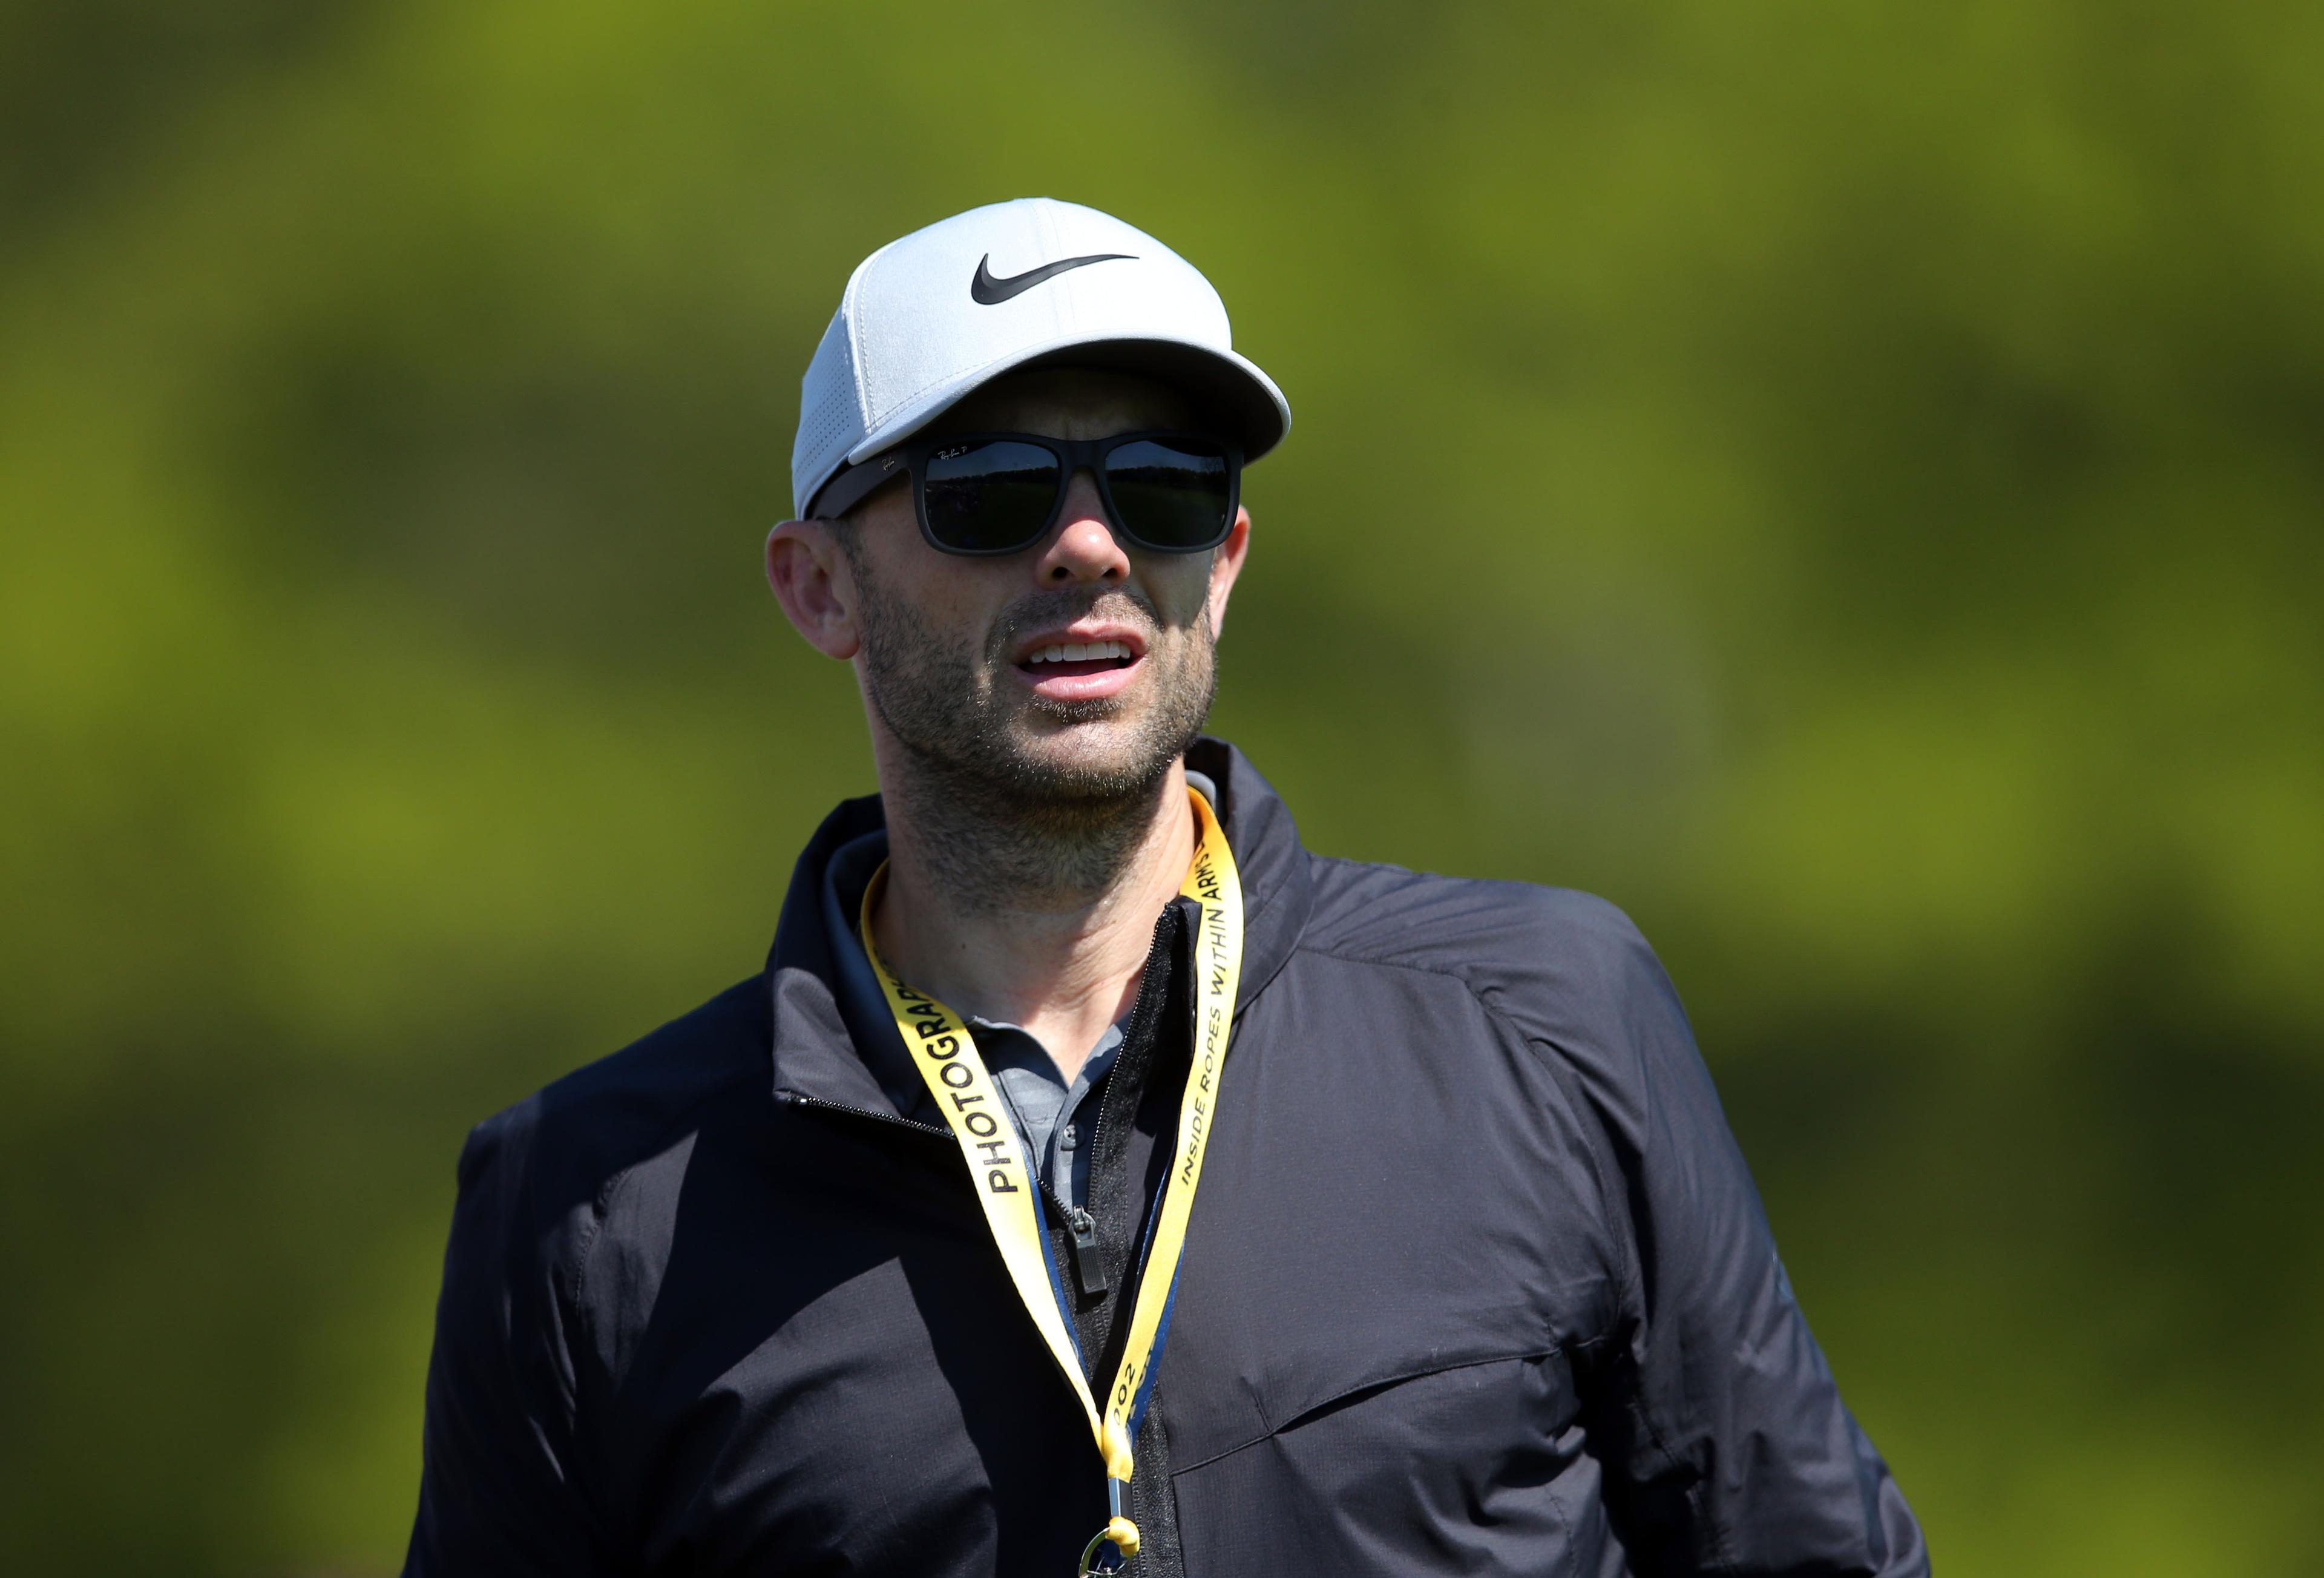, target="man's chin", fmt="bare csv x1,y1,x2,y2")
979,712,1186,802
